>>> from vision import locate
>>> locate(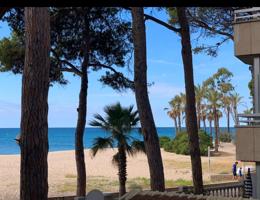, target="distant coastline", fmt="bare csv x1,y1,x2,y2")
0,127,236,155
